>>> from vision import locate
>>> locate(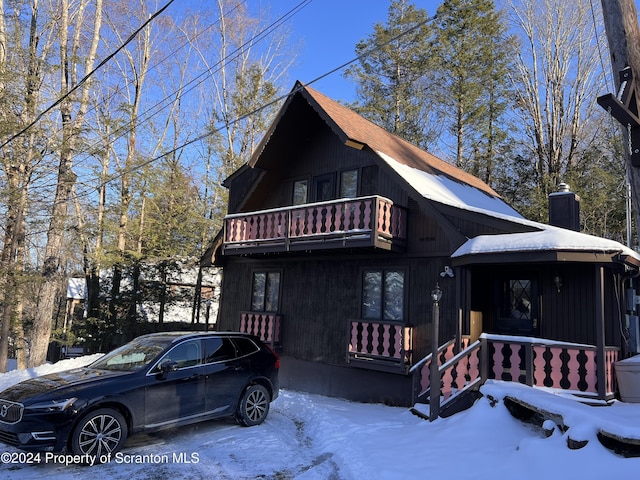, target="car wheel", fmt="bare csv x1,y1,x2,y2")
70,408,128,457
236,384,270,426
